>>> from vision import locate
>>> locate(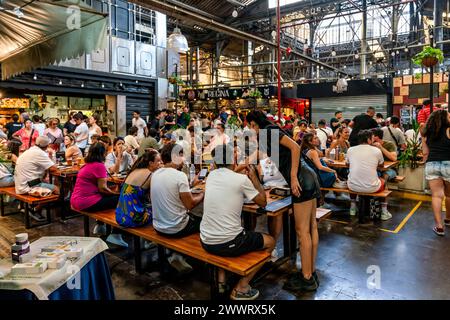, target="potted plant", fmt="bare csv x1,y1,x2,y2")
168,74,185,86
412,46,444,68
396,121,426,192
